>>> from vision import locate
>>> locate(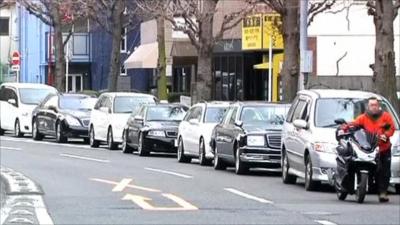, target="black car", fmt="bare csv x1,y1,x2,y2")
210,102,290,174
32,94,97,143
122,104,188,156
